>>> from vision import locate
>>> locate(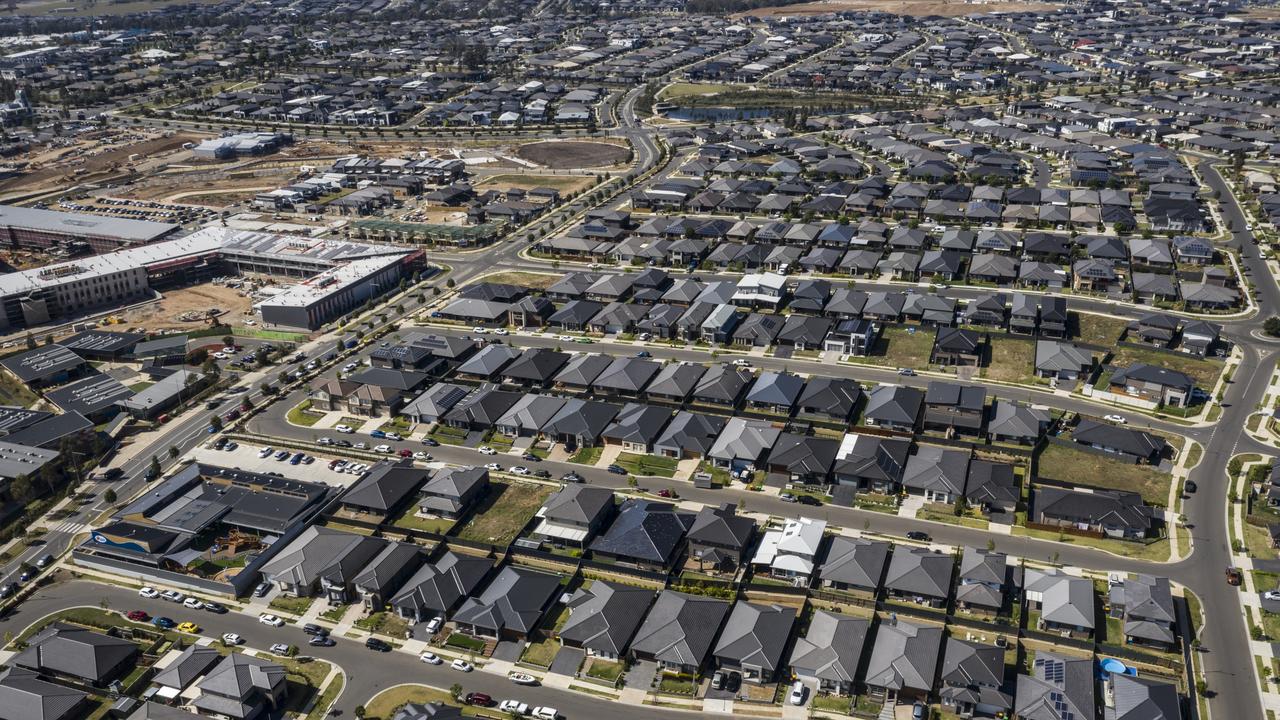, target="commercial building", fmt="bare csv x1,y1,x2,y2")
0,204,179,254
